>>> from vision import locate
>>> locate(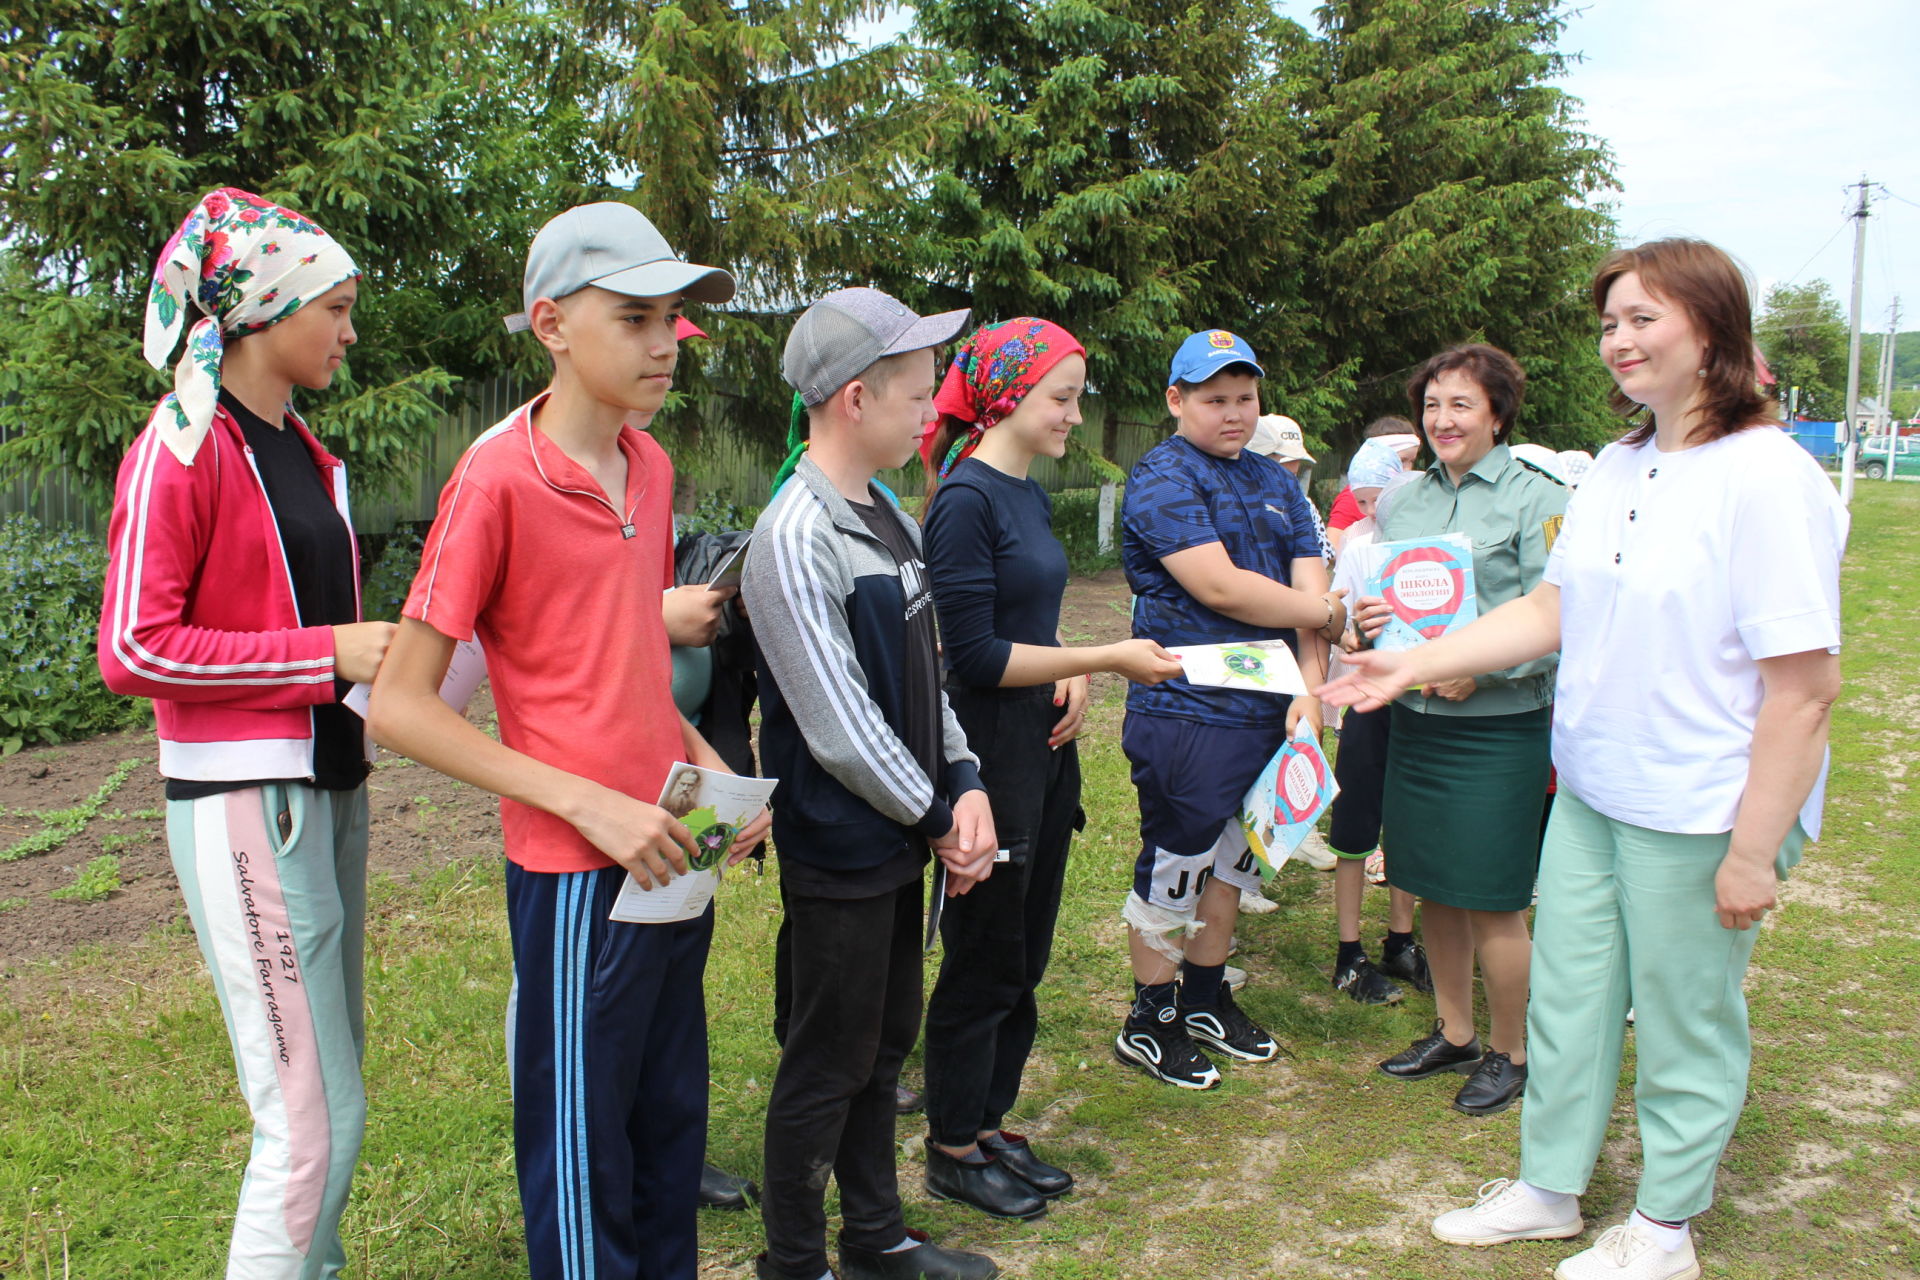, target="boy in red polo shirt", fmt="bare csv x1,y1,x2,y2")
369,203,764,1280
